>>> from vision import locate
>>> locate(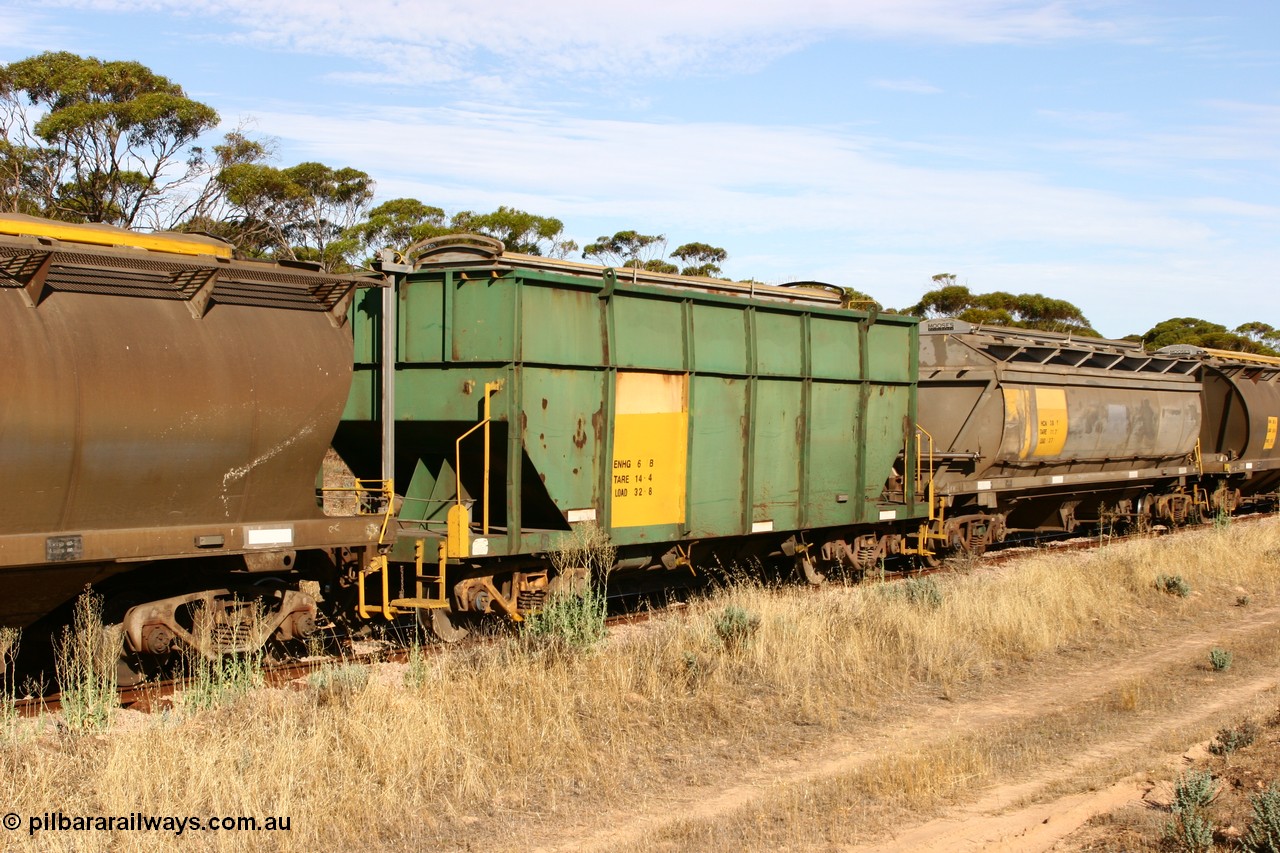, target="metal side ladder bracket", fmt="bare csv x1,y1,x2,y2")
388,539,451,612
353,479,403,620
904,425,948,557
